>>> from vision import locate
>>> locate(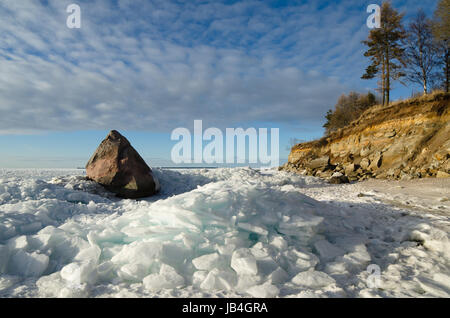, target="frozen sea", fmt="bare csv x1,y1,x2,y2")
0,168,449,298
